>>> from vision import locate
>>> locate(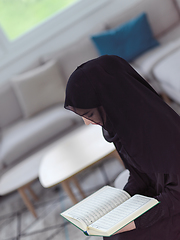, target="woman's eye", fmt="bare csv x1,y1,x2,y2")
88,113,94,118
